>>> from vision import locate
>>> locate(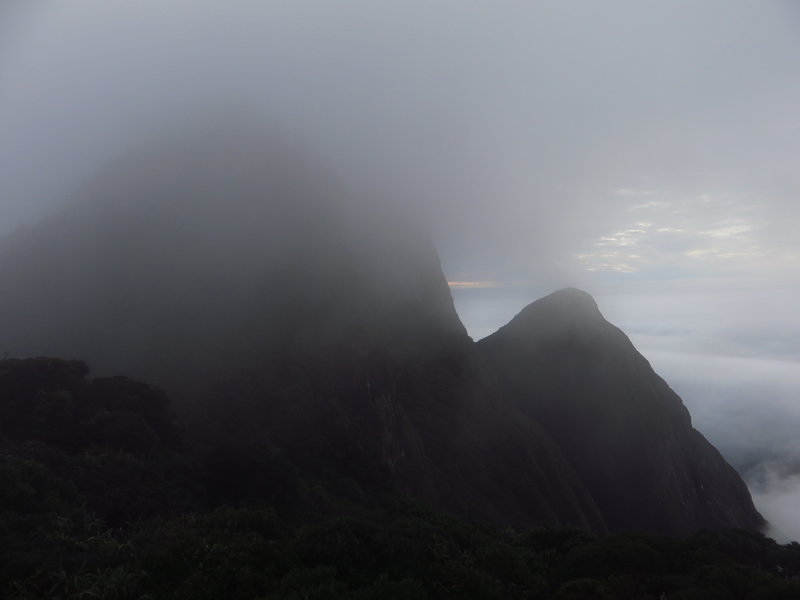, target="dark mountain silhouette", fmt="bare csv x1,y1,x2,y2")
477,288,764,534
0,131,762,535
